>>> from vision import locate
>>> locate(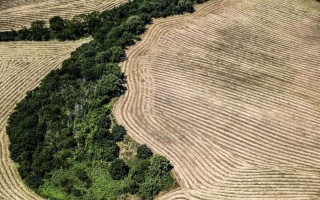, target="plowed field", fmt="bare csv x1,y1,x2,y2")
115,0,320,199
0,0,127,31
